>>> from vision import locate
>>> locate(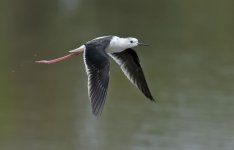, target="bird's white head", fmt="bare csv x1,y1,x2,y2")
121,37,148,48
107,36,148,53
125,37,139,48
